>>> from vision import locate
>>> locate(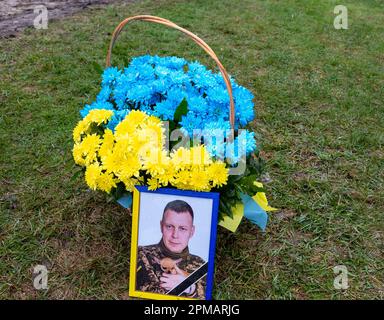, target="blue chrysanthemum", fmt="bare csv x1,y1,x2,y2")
83,55,257,159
